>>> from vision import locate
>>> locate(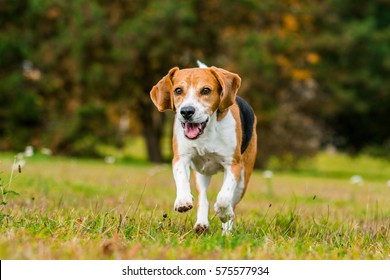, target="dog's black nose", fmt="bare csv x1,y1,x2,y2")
180,106,195,120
